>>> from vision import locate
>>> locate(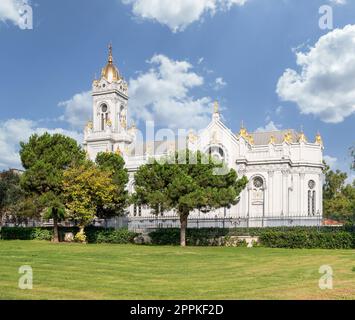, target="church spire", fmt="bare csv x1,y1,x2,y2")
214,101,219,114
101,43,120,82
108,43,113,64
212,100,220,121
